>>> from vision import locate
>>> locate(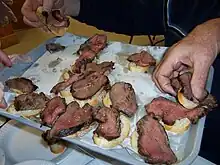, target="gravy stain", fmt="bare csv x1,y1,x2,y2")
48,58,63,68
